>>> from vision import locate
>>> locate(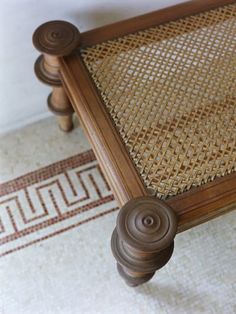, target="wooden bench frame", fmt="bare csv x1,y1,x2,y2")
33,0,236,286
